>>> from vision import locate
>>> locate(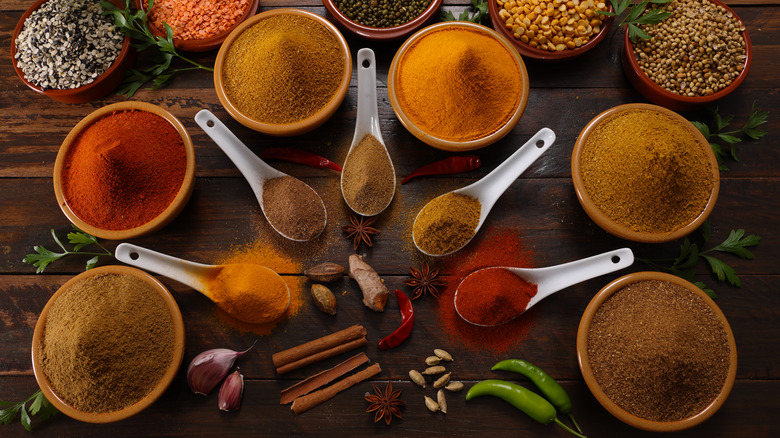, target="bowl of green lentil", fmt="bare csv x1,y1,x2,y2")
571,103,720,243
11,0,135,103
577,271,737,431
322,0,442,40
621,0,751,111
